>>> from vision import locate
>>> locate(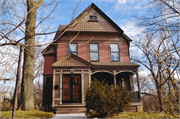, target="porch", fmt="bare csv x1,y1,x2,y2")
91,71,141,102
